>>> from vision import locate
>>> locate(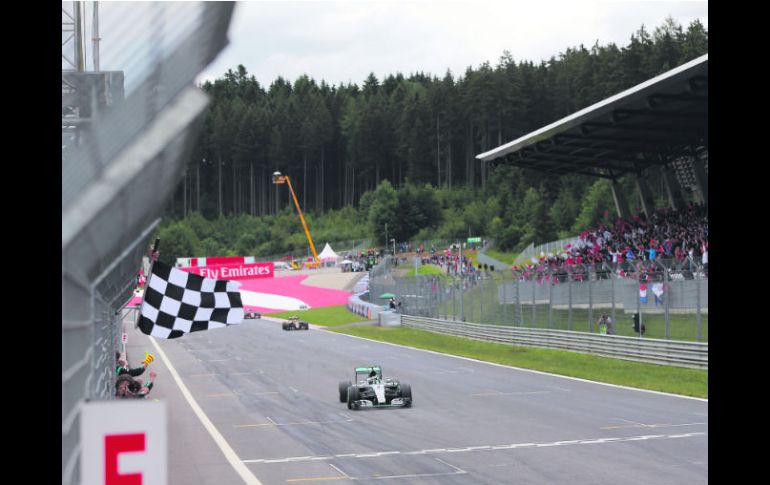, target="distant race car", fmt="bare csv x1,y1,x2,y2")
282,315,309,331
244,311,261,319
338,365,412,410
